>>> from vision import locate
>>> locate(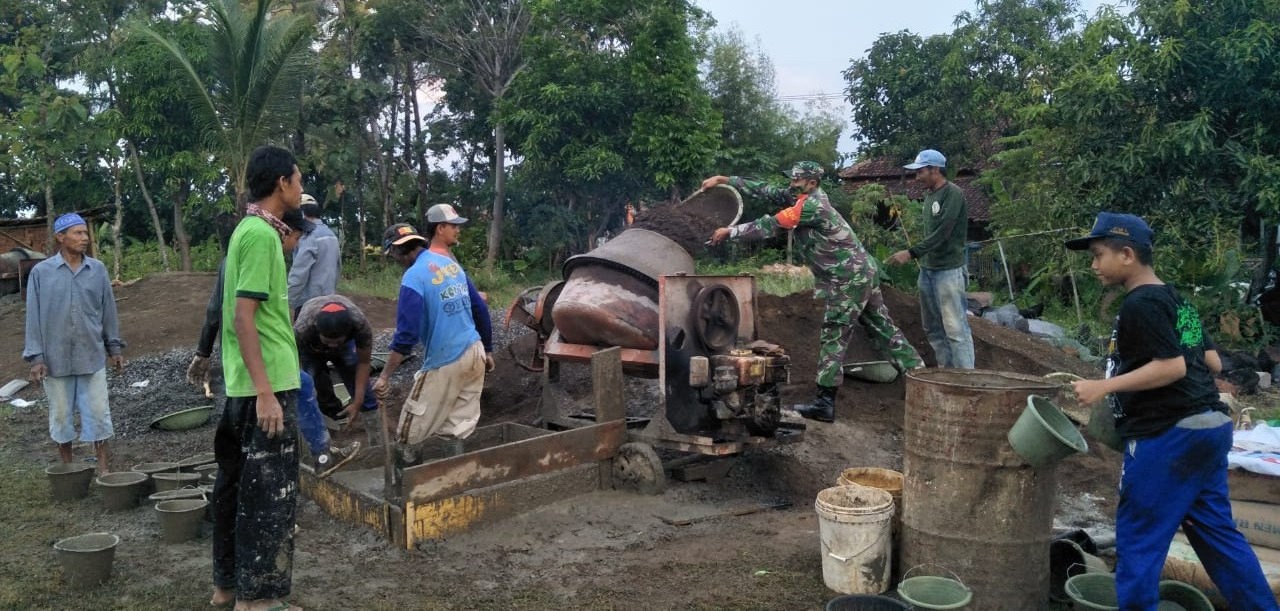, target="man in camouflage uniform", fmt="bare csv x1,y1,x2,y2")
704,161,923,423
